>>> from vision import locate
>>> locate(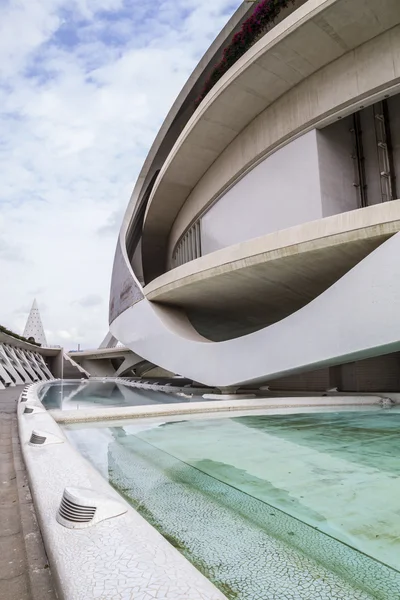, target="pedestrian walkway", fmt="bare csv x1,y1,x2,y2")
0,386,56,600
